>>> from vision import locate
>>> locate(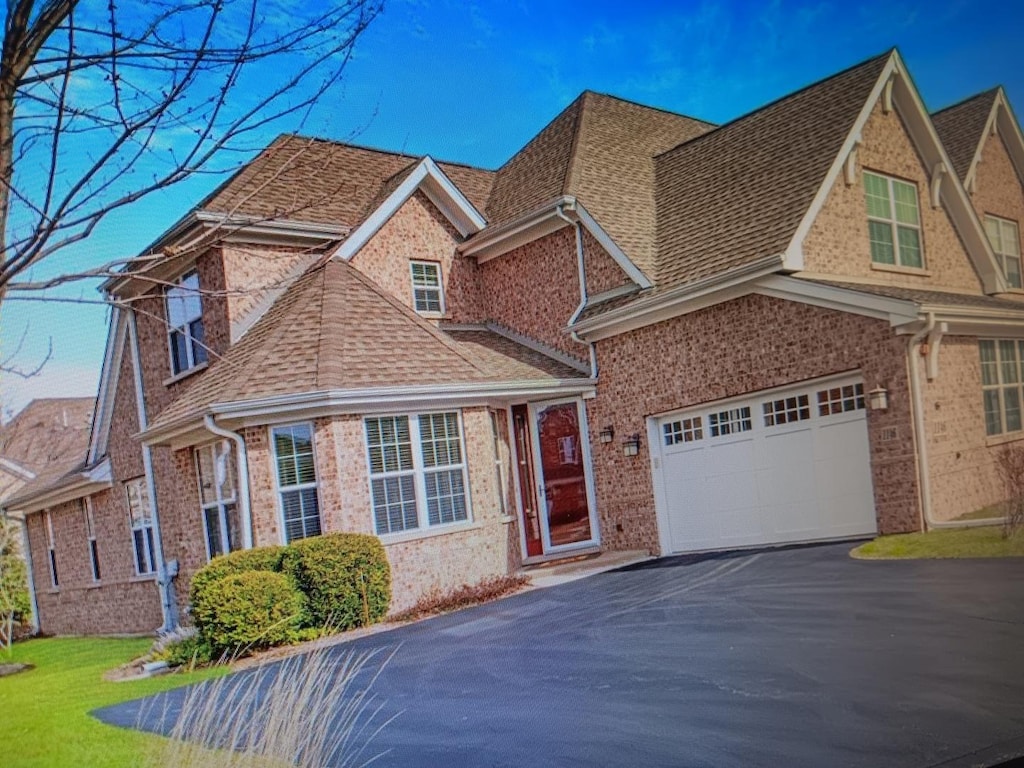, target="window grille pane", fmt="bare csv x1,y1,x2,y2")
277,456,297,486
205,507,223,558
980,341,998,386
1000,340,1020,384
984,389,1002,436
709,407,751,437
419,413,461,468
90,540,101,581
897,226,922,268
763,394,811,427
1005,388,1022,433
986,217,1002,249
300,488,322,539
366,416,413,472
134,529,148,573
295,453,317,484
189,319,207,364
425,469,467,526
274,429,295,458
817,383,866,416
197,447,217,505
892,181,919,225
868,221,895,264
864,173,891,219
1007,257,1022,289
372,475,418,534
1002,220,1020,256
225,504,241,552
170,330,189,374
